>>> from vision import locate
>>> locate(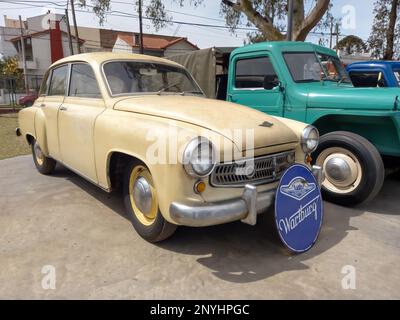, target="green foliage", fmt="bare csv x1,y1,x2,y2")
80,0,331,43
368,0,400,59
336,35,367,54
0,56,22,78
